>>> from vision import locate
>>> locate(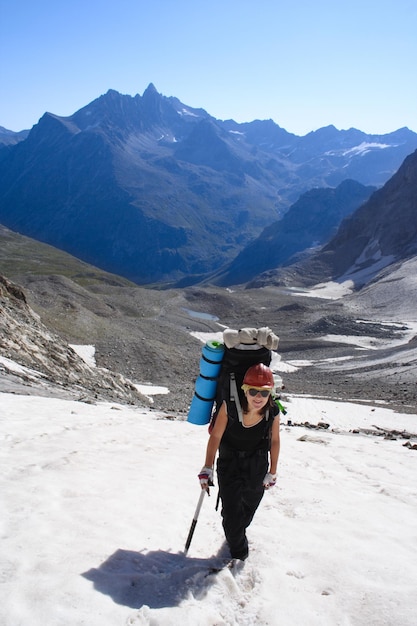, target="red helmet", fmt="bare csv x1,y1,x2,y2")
242,364,274,389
